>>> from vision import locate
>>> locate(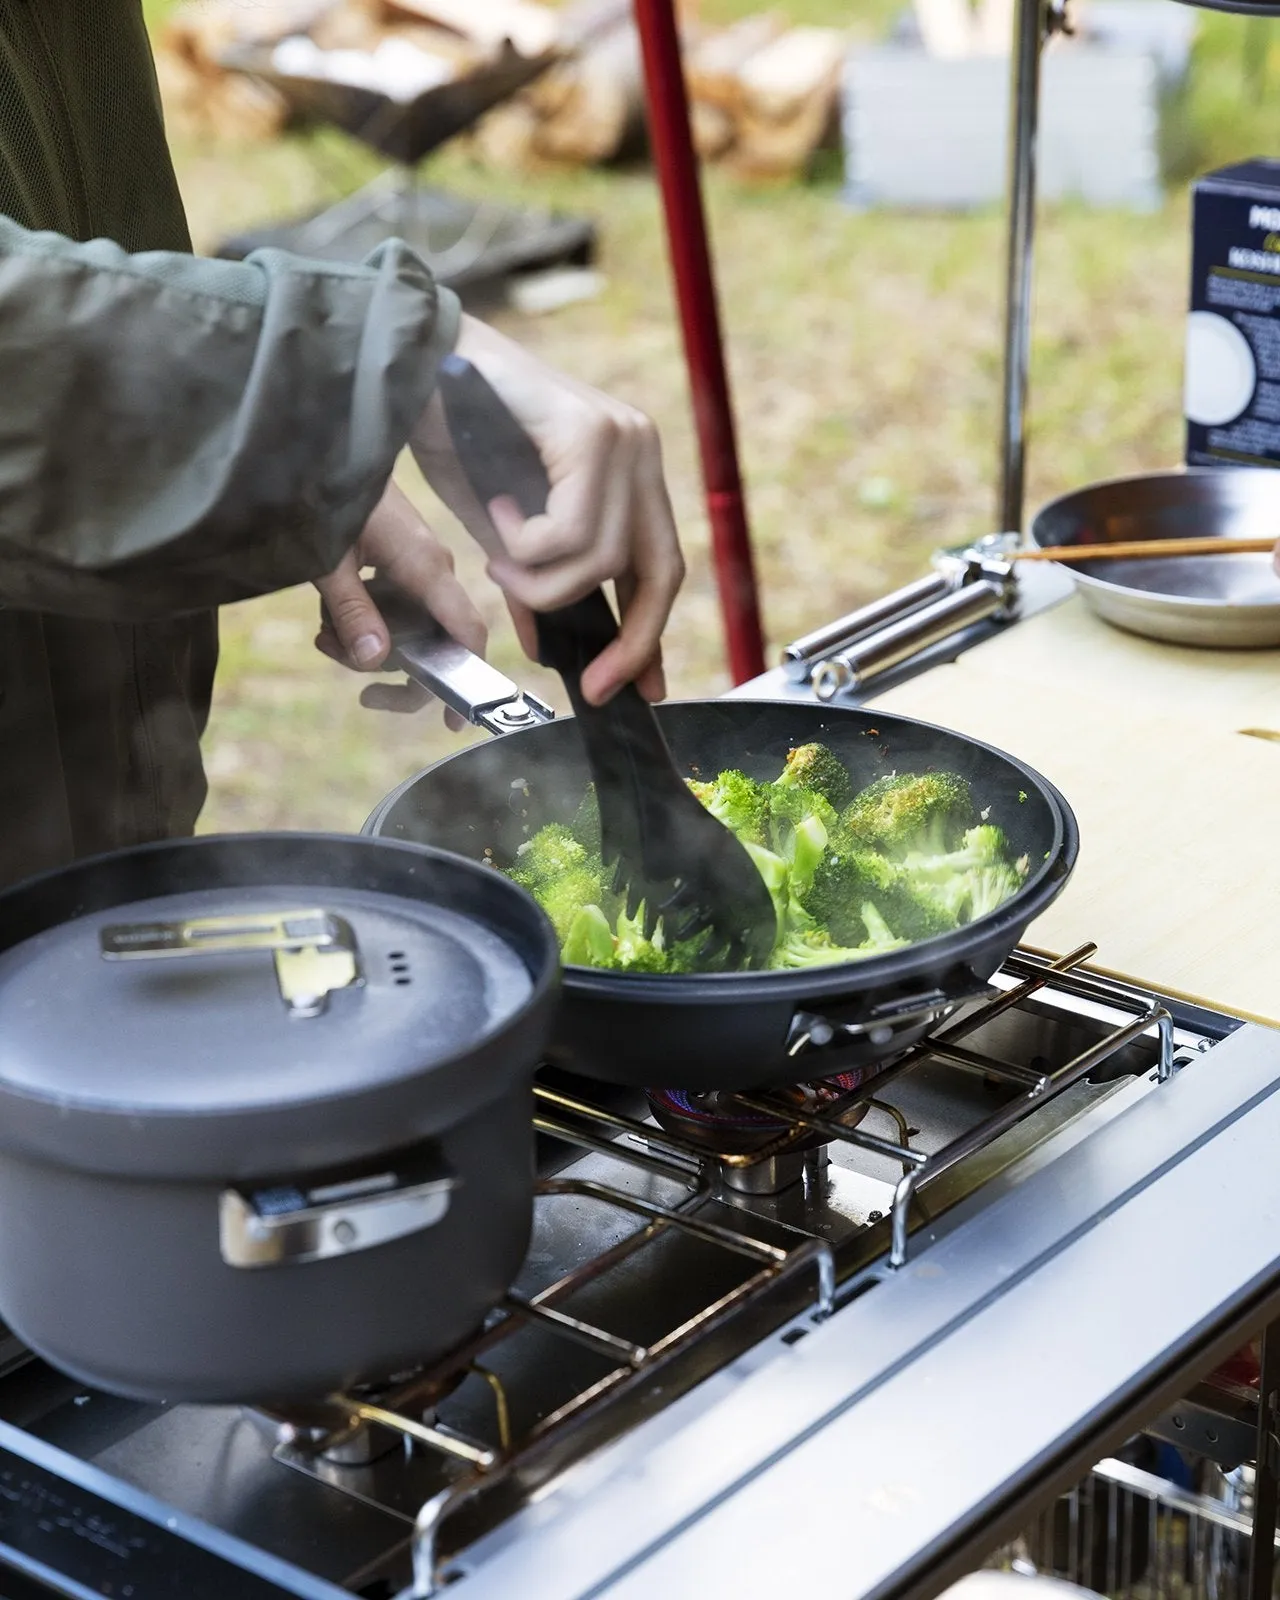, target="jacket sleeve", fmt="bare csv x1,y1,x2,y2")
0,215,460,620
